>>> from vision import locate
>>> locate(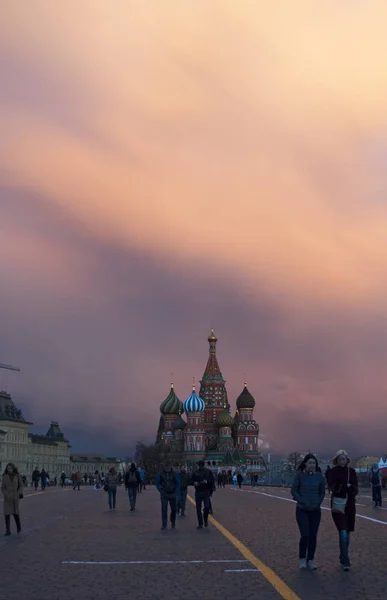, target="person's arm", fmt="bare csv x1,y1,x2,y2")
349,468,358,497
290,472,302,503
1,476,5,497
155,473,162,493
